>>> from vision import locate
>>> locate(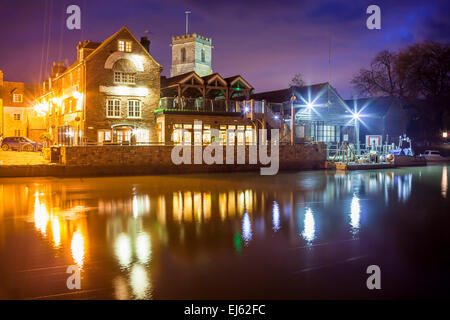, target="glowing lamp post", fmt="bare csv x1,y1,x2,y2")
352,107,361,156
290,95,296,145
